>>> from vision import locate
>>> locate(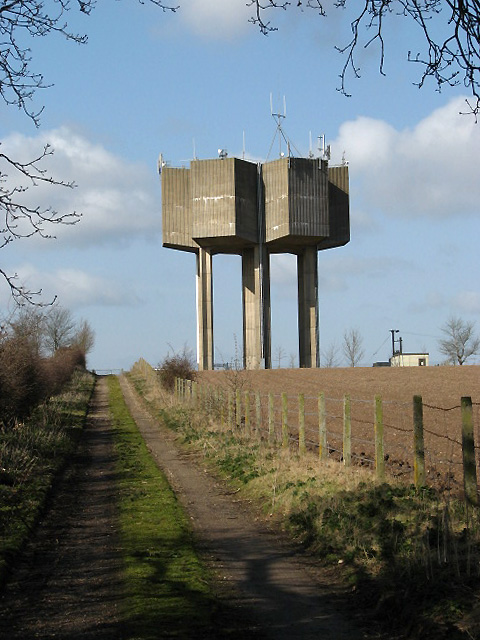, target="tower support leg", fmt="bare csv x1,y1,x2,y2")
196,248,214,371
298,246,319,368
242,245,271,370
